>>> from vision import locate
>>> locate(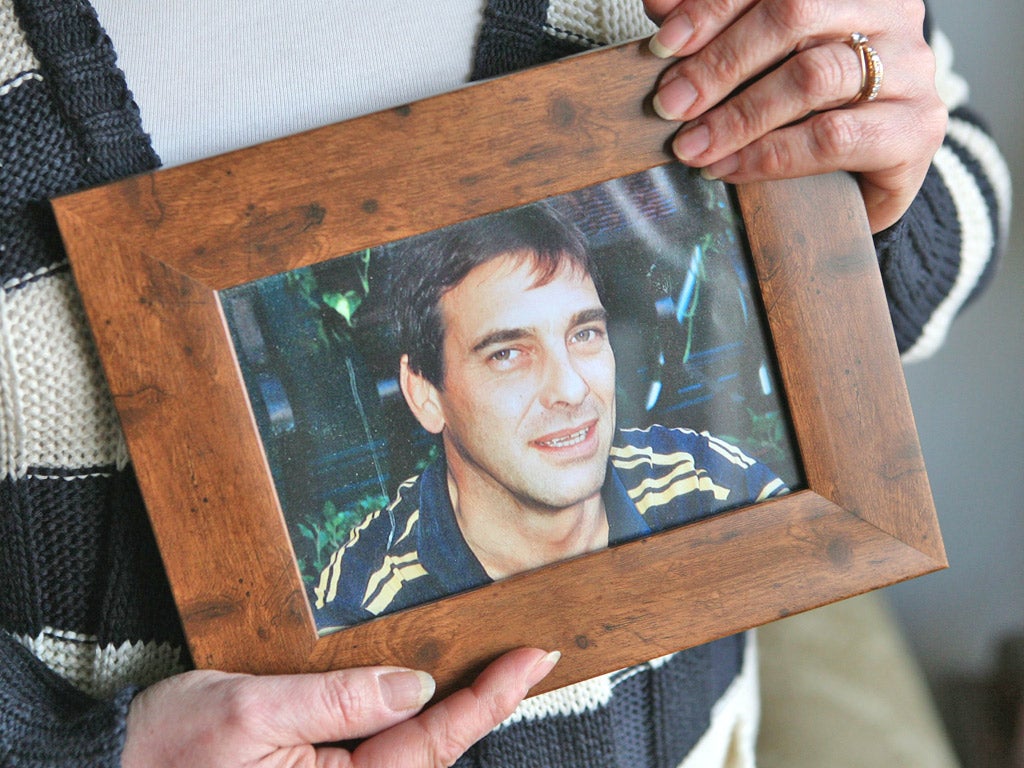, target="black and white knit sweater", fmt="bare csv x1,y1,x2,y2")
0,0,1010,766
